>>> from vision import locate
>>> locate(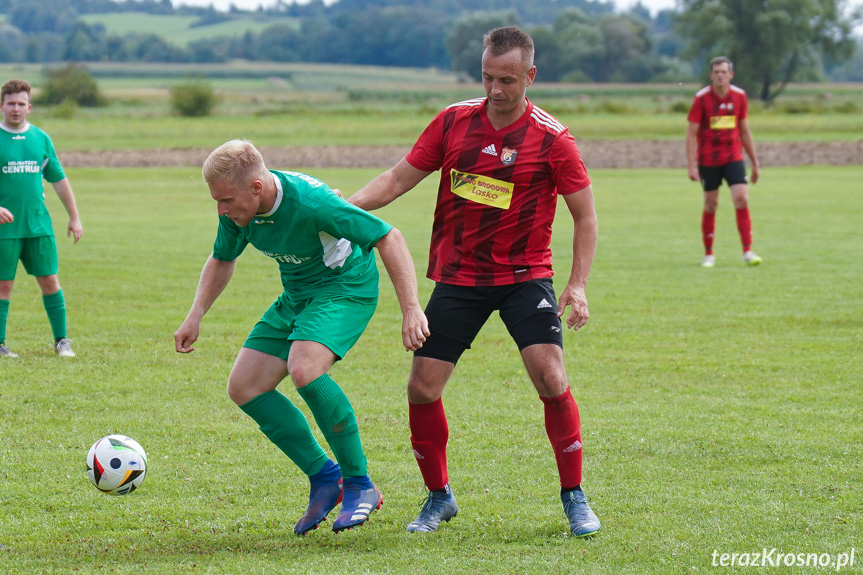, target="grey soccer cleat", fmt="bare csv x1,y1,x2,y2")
55,338,76,358
407,484,458,533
